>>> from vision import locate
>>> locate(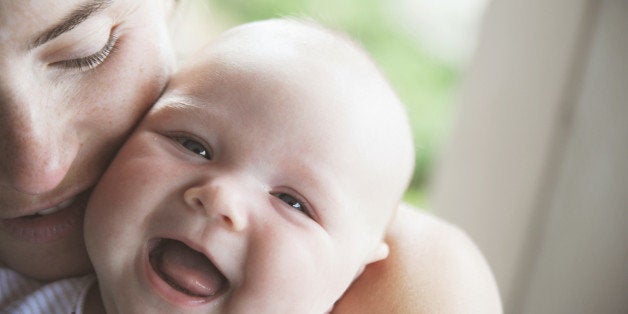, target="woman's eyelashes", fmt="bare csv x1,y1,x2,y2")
271,192,313,219
52,31,119,71
173,136,211,160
